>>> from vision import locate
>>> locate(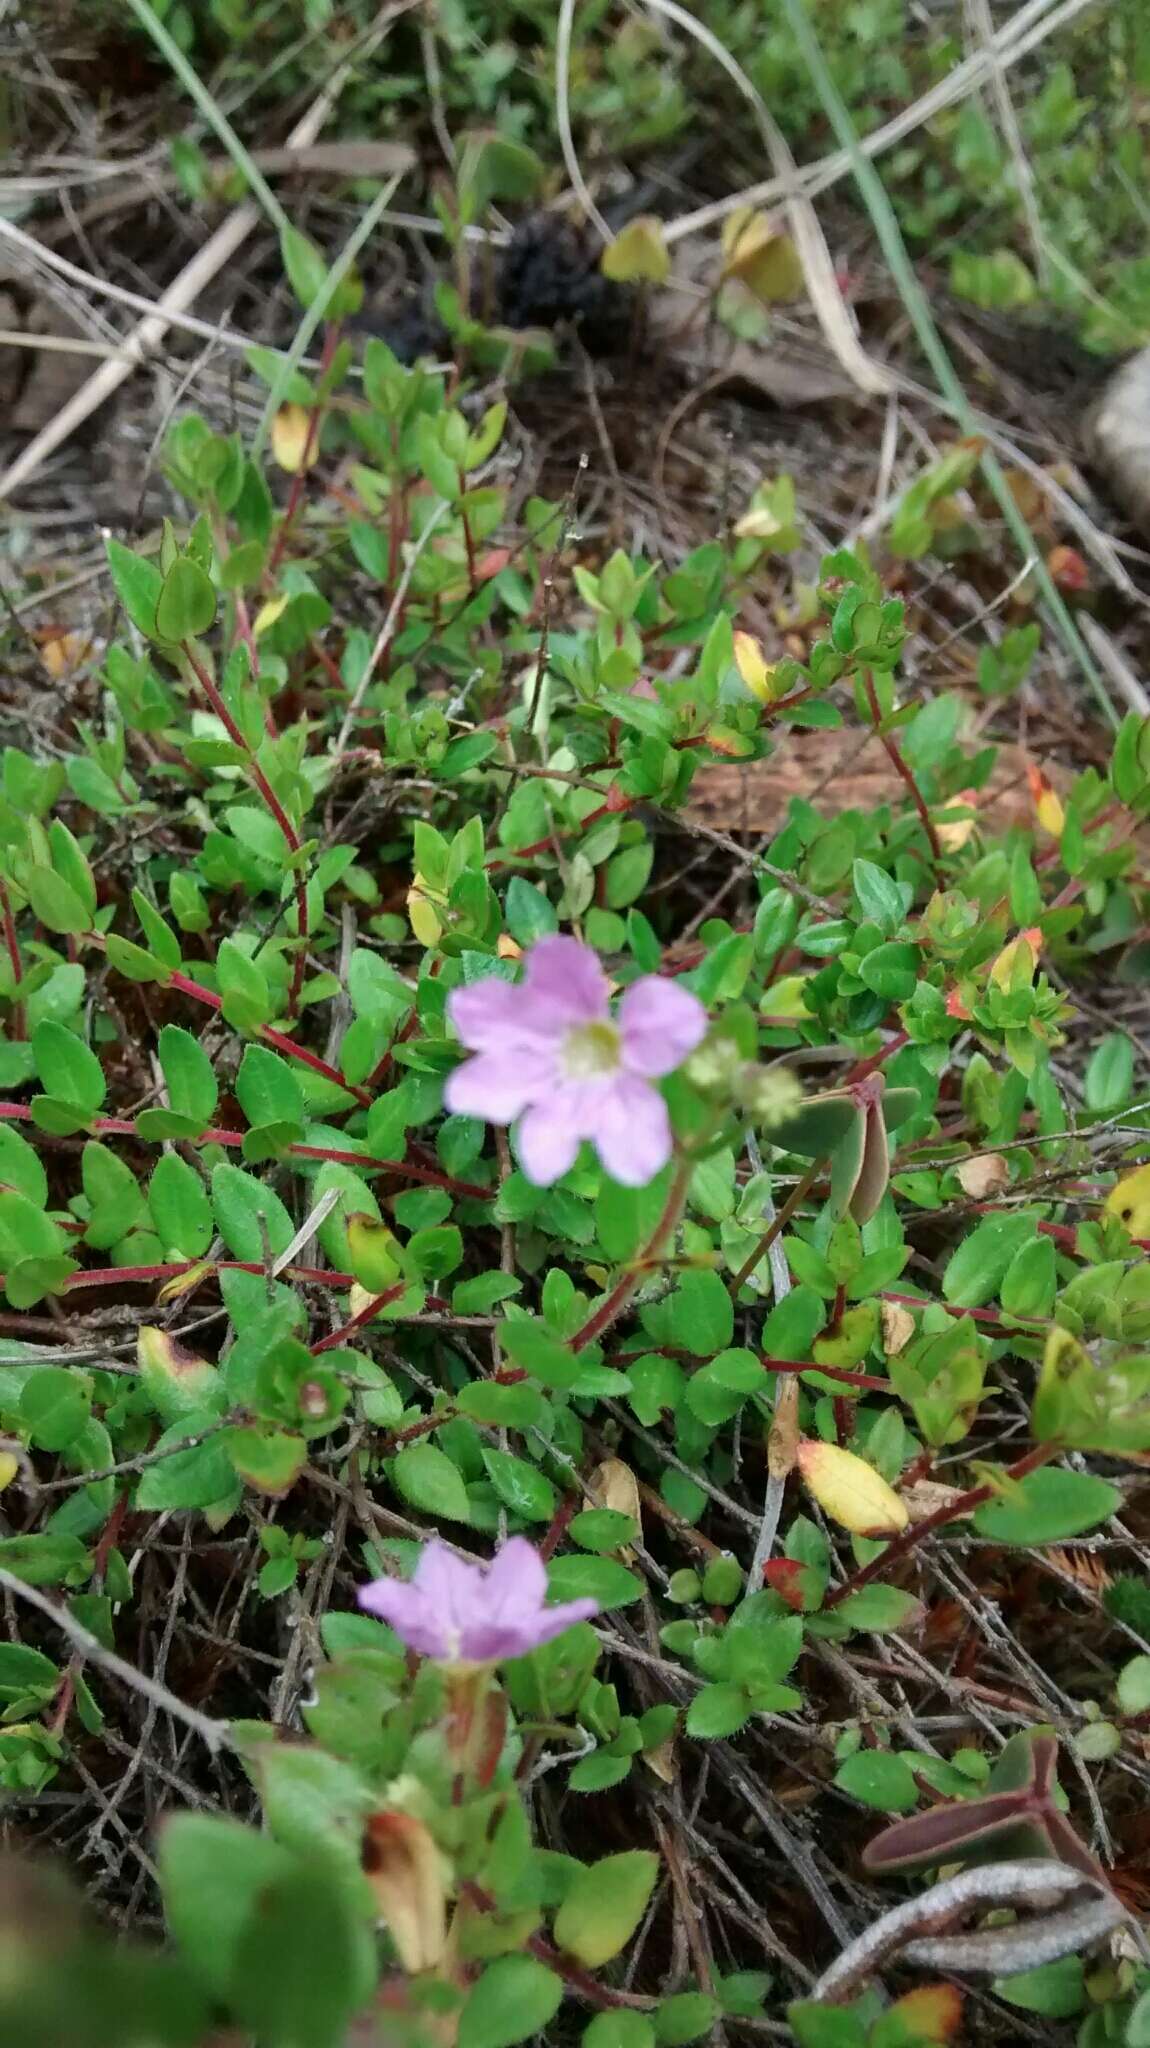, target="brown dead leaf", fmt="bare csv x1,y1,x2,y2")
1042,1546,1112,1595
880,1300,916,1356
901,1480,973,1524
956,1153,1010,1199
642,1741,678,1784
589,1457,642,1557
38,630,94,679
